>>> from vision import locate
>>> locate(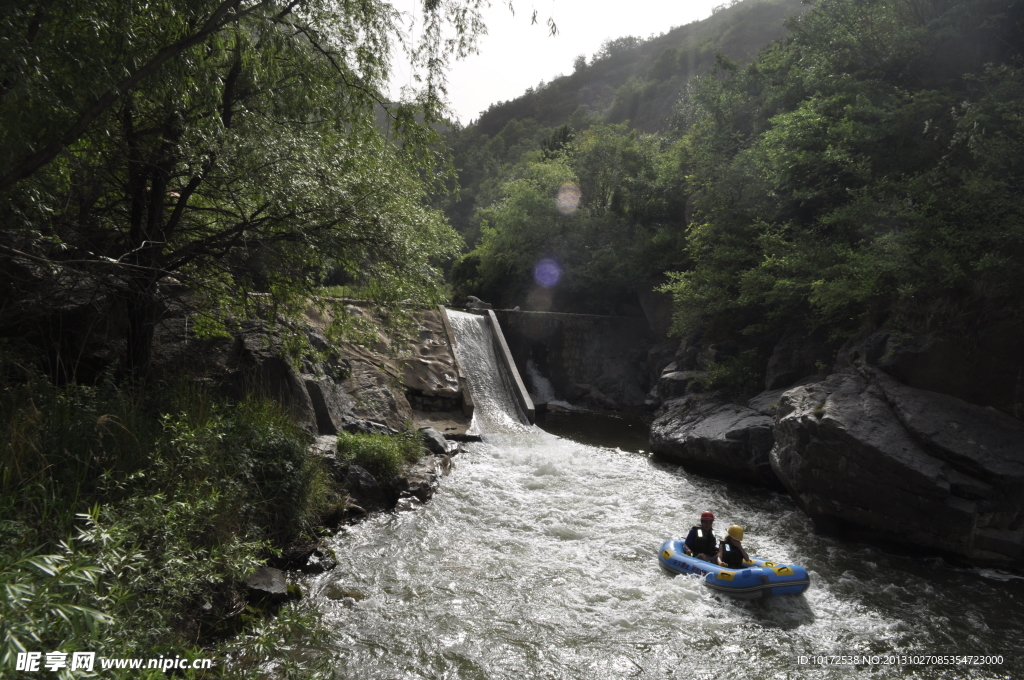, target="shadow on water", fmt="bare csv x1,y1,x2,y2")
535,409,649,453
